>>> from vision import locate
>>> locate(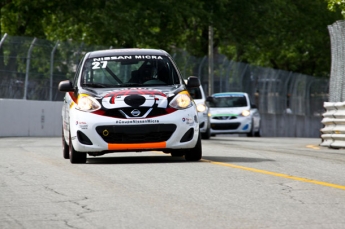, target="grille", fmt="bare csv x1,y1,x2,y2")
211,123,240,130
212,116,237,120
104,107,167,118
96,124,176,143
